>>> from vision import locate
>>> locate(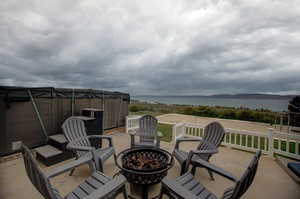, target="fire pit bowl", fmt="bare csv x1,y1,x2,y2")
115,147,174,185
